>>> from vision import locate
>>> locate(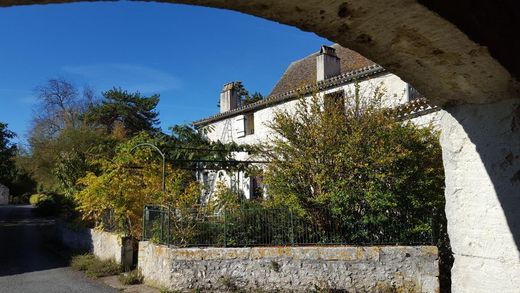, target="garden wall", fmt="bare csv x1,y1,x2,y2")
56,222,133,270
138,241,439,292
